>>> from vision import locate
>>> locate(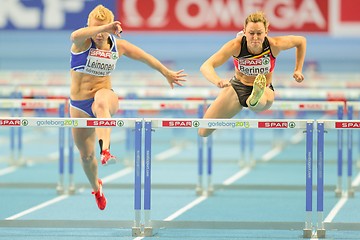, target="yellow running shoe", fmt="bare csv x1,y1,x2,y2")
248,74,266,107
